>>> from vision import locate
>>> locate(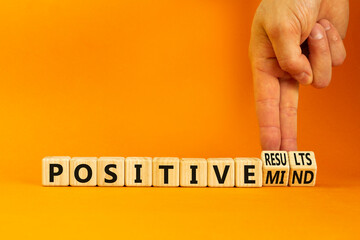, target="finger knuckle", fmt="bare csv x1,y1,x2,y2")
267,22,295,39
280,106,298,118
256,98,279,108
277,56,299,72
